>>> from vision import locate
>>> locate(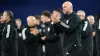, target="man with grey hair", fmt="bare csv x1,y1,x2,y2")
87,15,97,56
77,10,93,56
15,18,25,56
51,1,81,56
